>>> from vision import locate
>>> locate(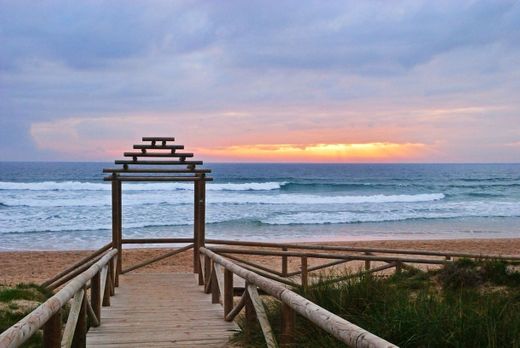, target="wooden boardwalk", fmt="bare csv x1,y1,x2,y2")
86,273,237,347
